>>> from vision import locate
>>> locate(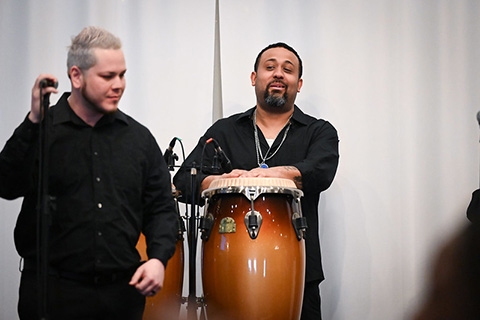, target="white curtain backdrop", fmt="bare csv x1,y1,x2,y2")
1,1,479,319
